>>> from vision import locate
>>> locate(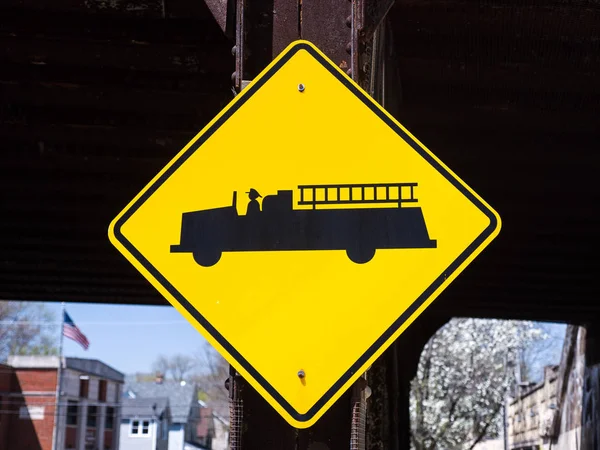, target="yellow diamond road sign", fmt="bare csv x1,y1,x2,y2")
109,41,500,428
